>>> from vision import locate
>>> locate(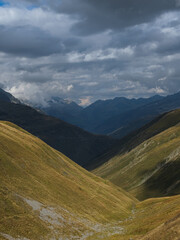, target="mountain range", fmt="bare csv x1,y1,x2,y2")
36,92,180,140
70,95,164,133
